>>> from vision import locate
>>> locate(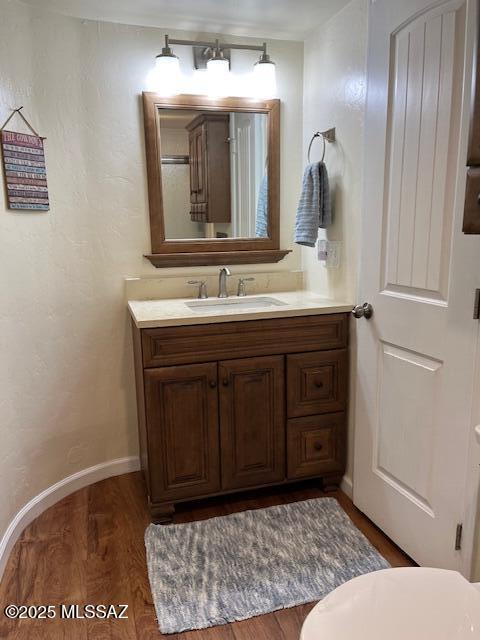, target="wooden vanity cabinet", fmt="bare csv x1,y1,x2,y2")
132,313,349,523
144,363,221,502
219,355,285,490
186,113,231,224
